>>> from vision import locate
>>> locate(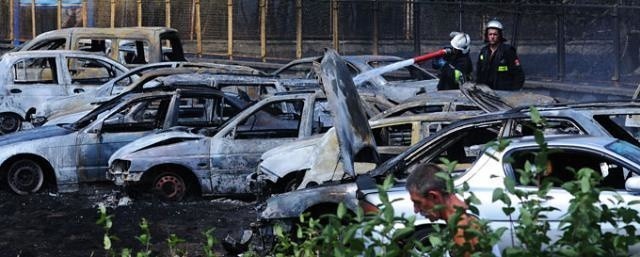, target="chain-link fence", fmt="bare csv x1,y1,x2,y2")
2,0,640,82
